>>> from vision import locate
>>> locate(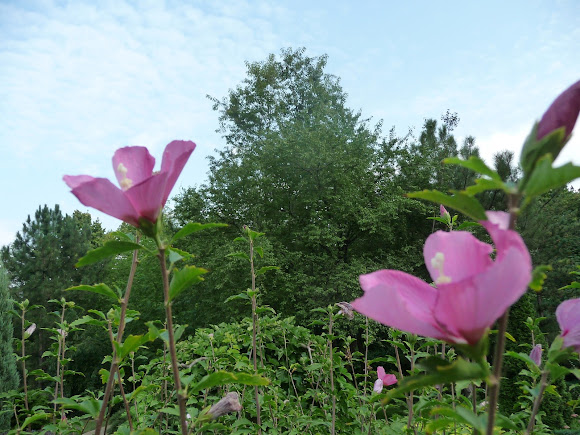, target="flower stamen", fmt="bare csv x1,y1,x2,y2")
117,163,133,190
431,252,452,285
